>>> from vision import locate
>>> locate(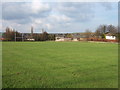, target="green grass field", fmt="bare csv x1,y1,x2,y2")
2,42,118,88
